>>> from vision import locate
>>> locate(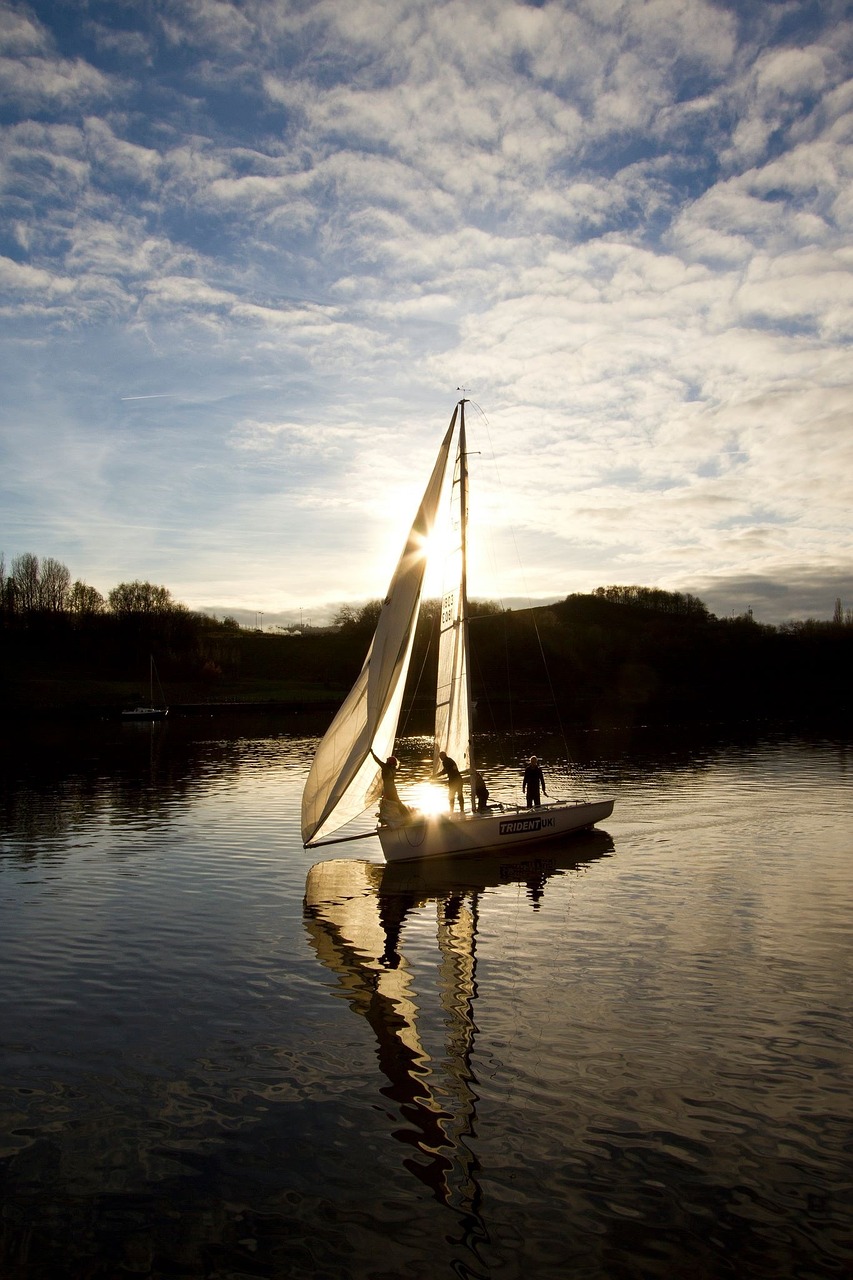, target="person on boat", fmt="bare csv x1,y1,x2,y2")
438,751,465,813
370,748,410,822
474,770,489,812
522,756,548,808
